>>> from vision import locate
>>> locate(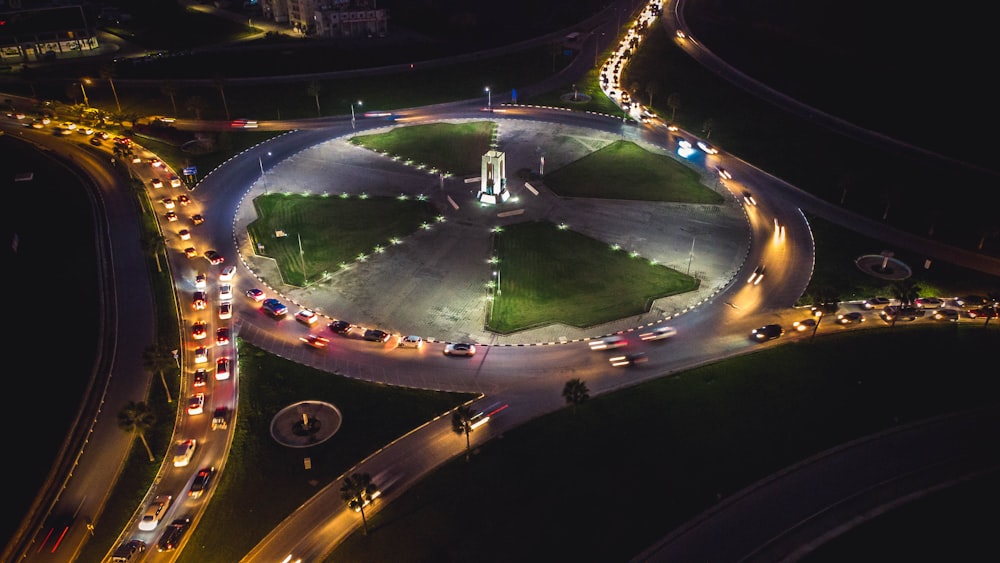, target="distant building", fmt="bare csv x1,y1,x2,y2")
262,0,387,37
0,3,99,64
